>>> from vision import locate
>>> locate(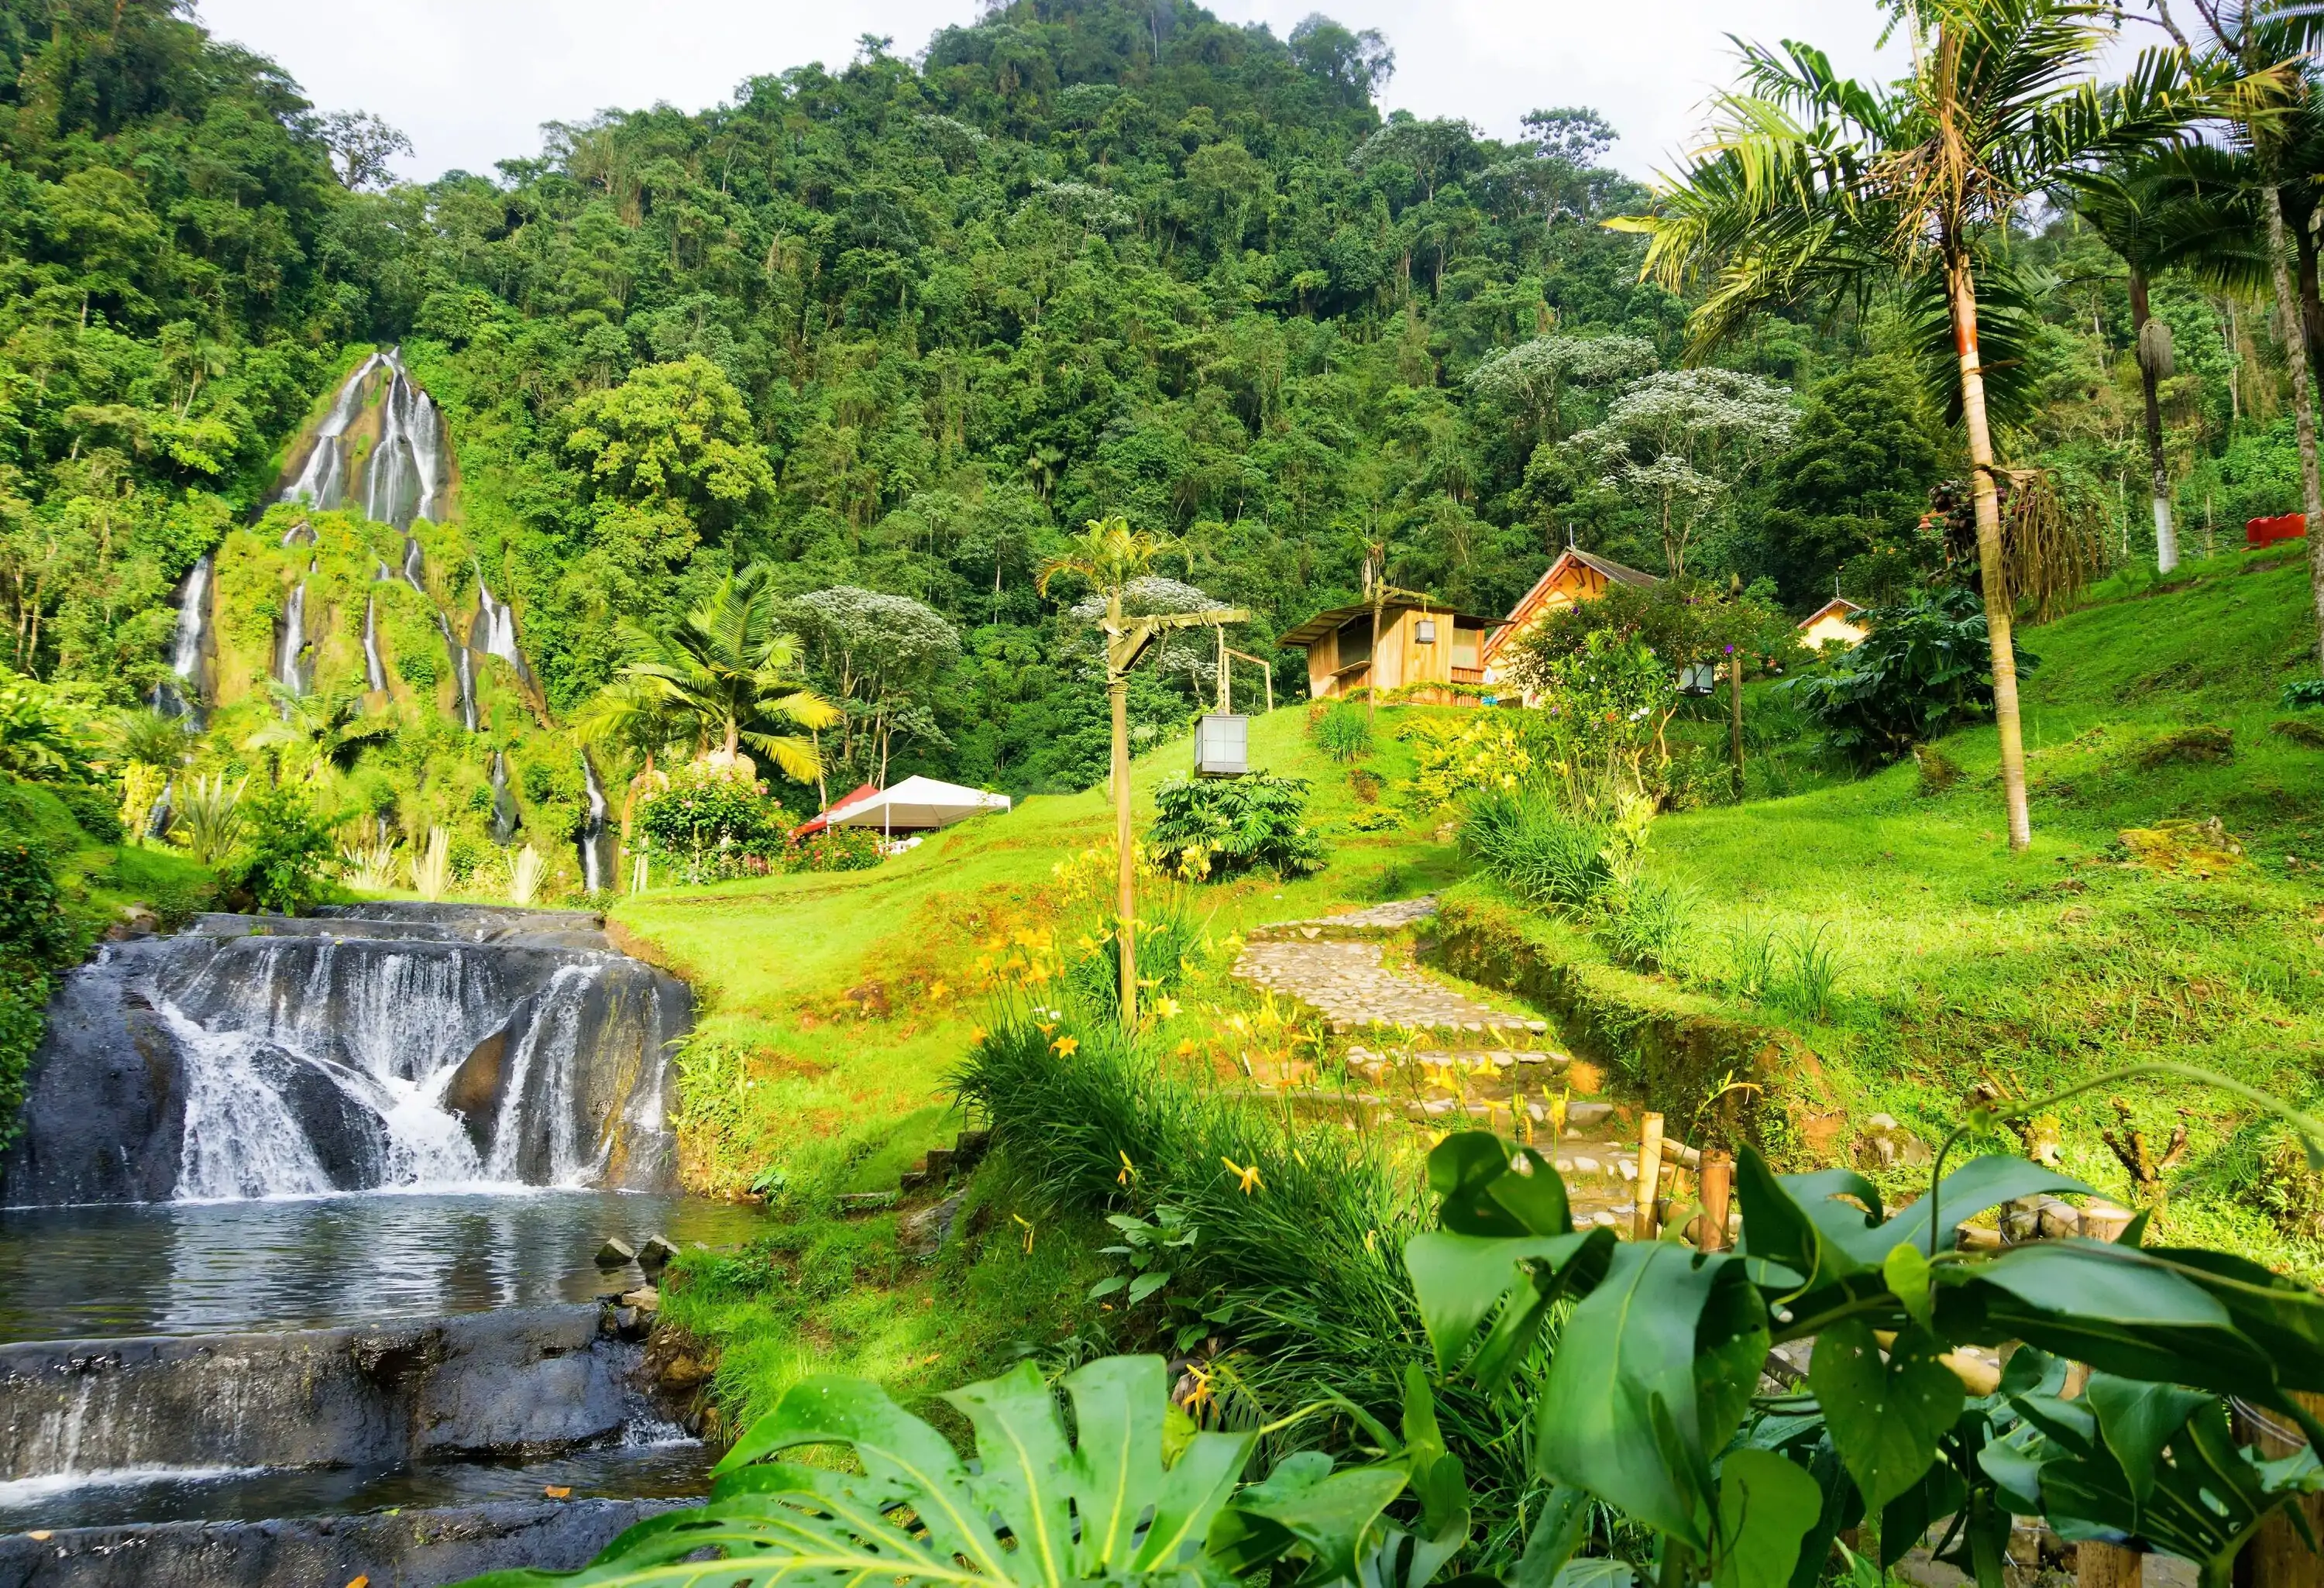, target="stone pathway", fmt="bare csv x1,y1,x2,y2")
1231,936,1547,1036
